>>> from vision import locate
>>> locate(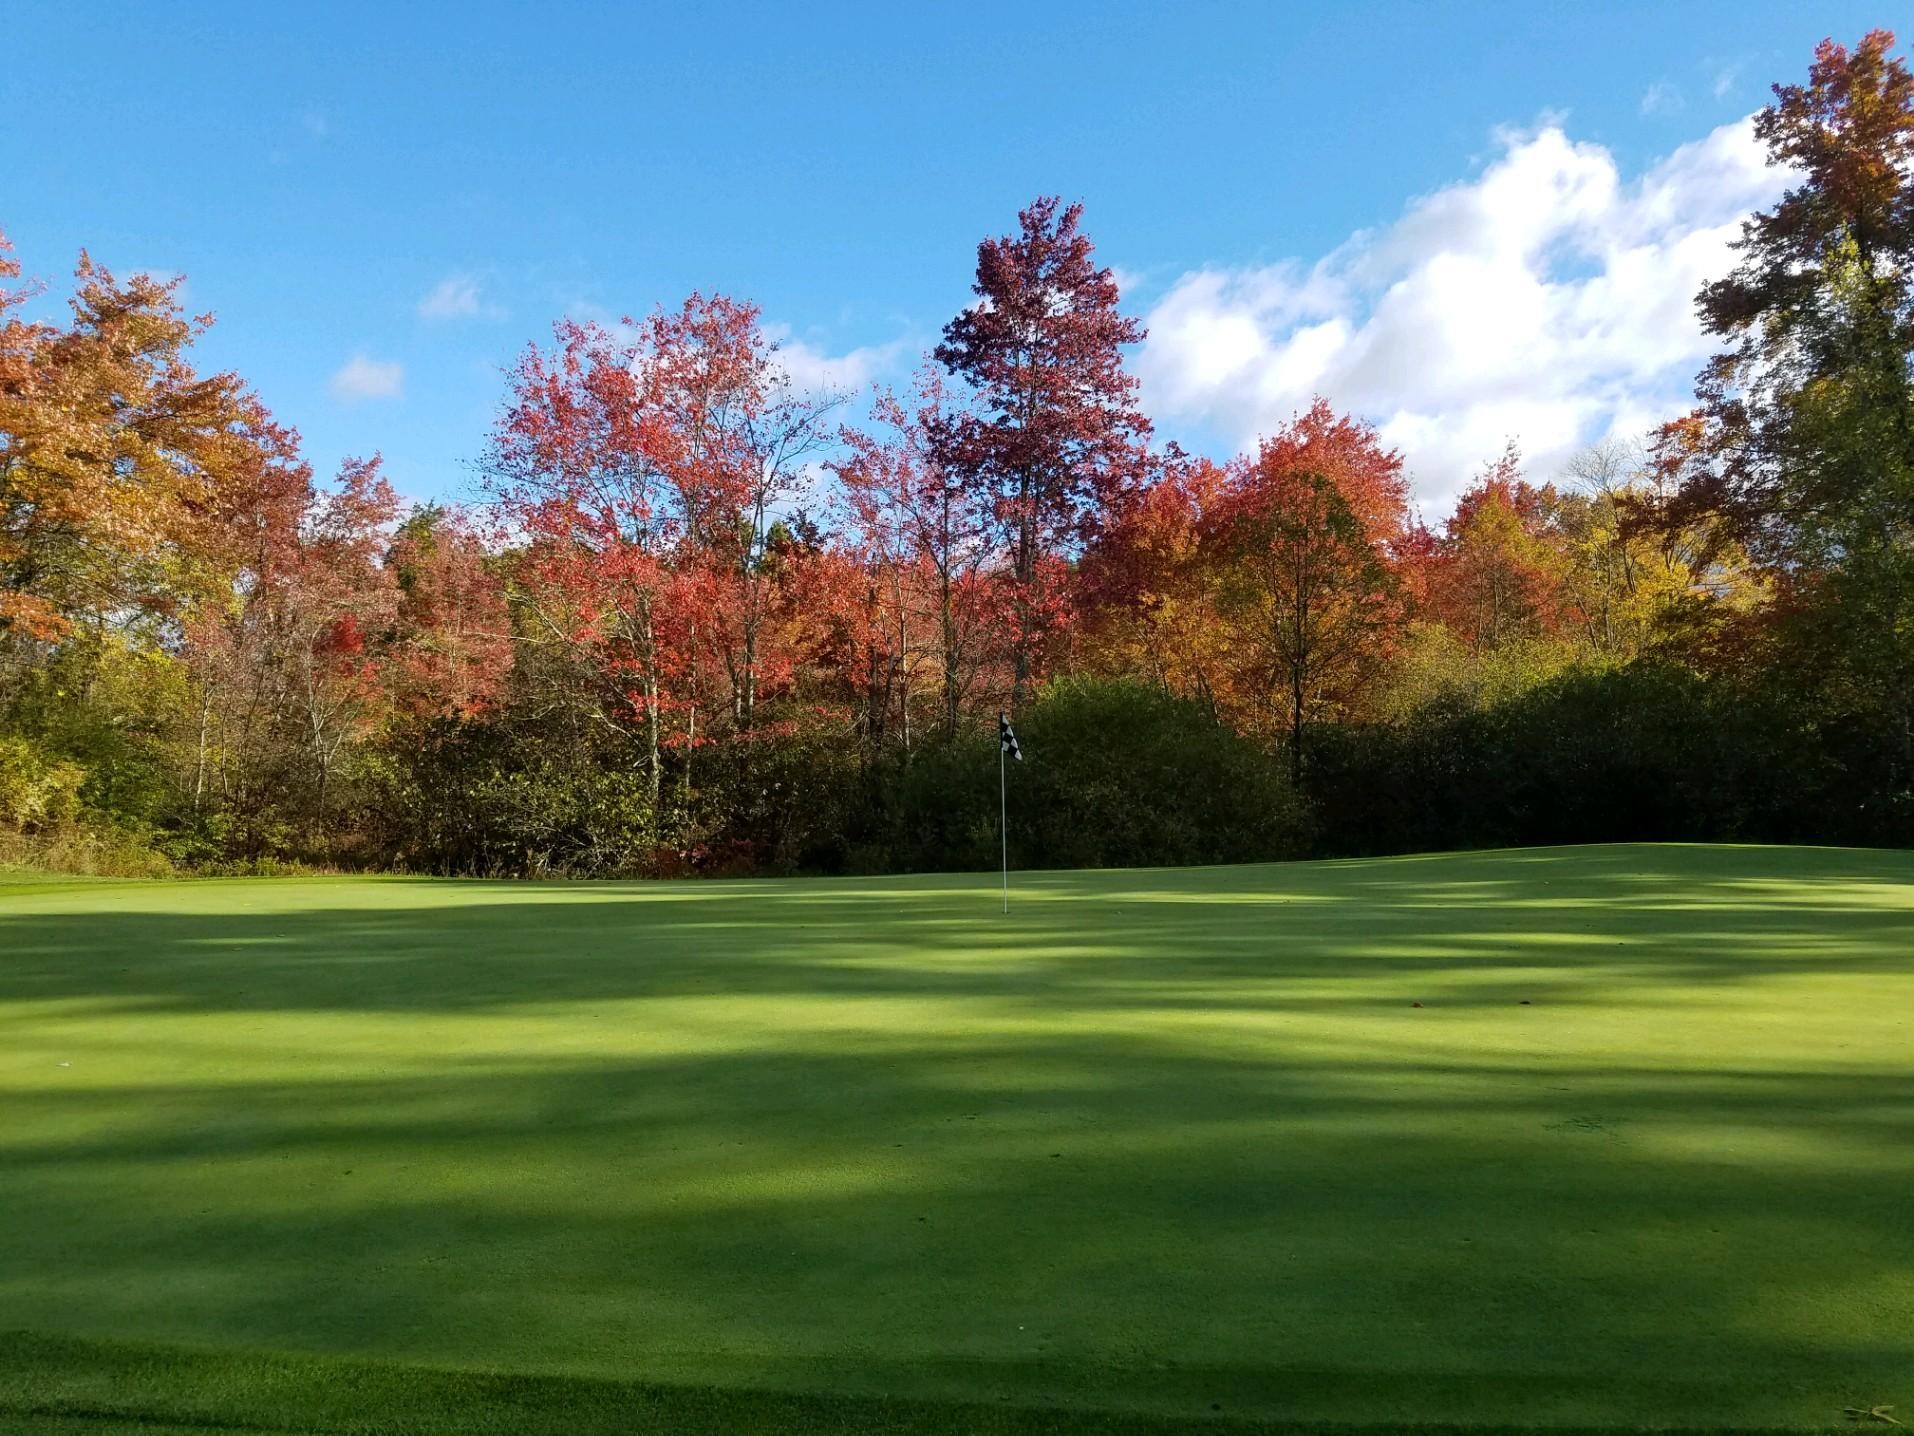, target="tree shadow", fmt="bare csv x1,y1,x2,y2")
1,844,1909,1017
1,844,1911,1425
